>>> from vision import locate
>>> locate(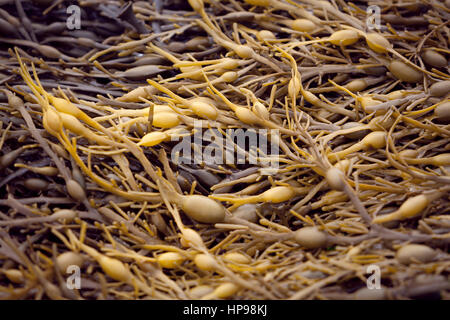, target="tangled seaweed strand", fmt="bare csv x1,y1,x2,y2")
0,0,449,300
